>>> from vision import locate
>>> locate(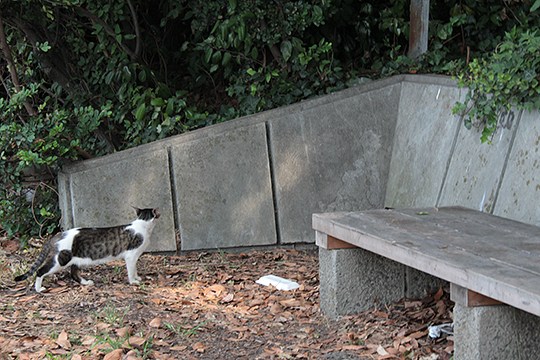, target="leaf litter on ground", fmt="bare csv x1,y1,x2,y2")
0,237,453,359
